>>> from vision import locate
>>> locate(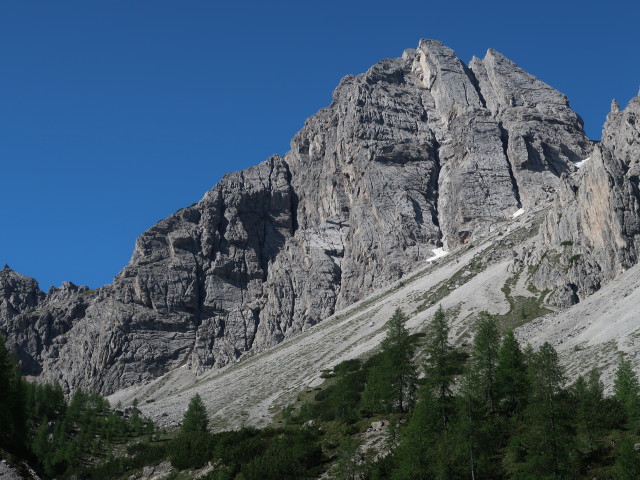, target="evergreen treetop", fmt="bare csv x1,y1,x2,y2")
181,393,209,434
